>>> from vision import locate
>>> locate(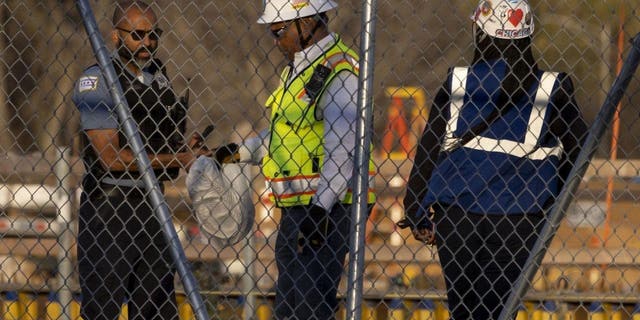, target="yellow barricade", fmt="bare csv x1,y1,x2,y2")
118,300,128,320
216,296,244,319
71,294,82,320
609,304,624,320
541,301,559,320
515,303,528,320
587,301,605,320
632,303,640,320
18,292,39,320
45,292,63,320
529,301,554,320
410,299,435,320
530,302,542,320
176,294,195,320
3,292,21,320
255,298,272,320
435,301,449,320
362,300,377,320
387,298,405,320
336,300,379,320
